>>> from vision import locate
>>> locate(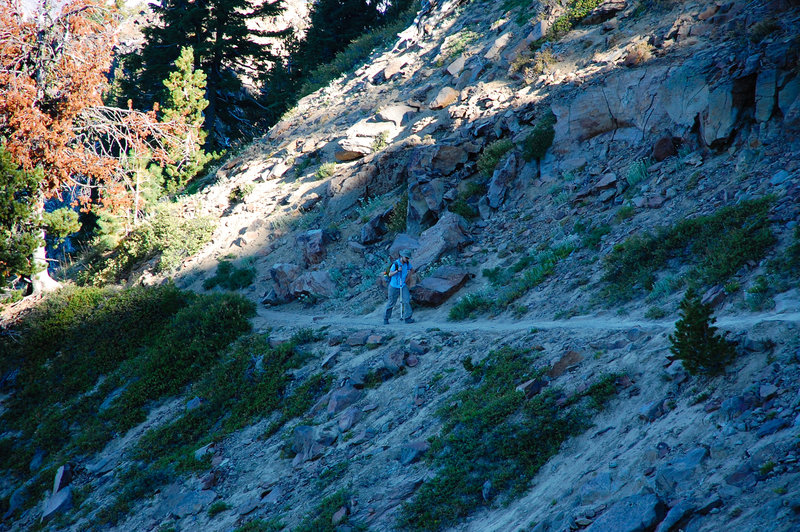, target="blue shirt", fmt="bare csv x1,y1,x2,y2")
389,259,413,288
